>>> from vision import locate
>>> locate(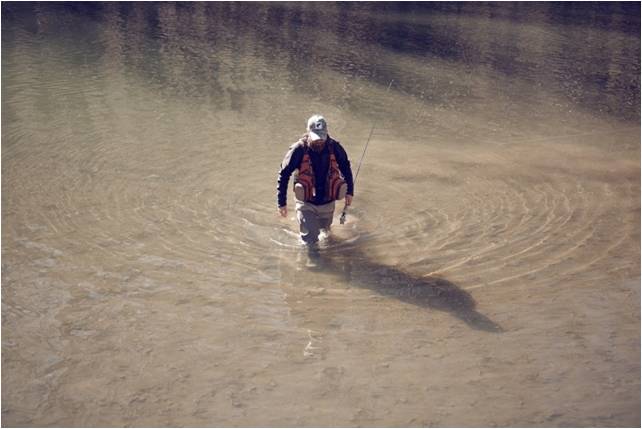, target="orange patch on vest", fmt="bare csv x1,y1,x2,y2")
295,139,346,202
